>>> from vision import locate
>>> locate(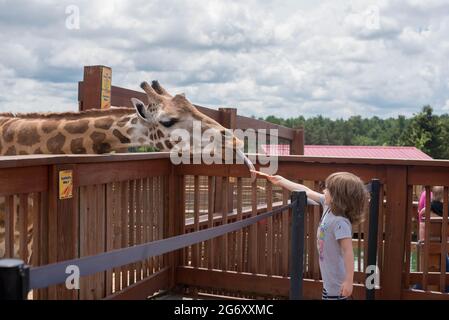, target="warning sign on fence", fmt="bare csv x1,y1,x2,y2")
59,170,73,200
